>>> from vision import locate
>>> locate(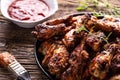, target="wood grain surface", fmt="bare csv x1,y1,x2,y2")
0,0,120,80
